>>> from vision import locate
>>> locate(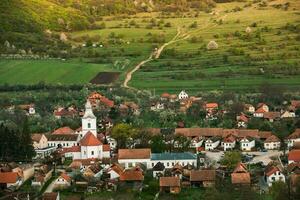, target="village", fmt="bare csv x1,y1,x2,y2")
0,90,300,200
